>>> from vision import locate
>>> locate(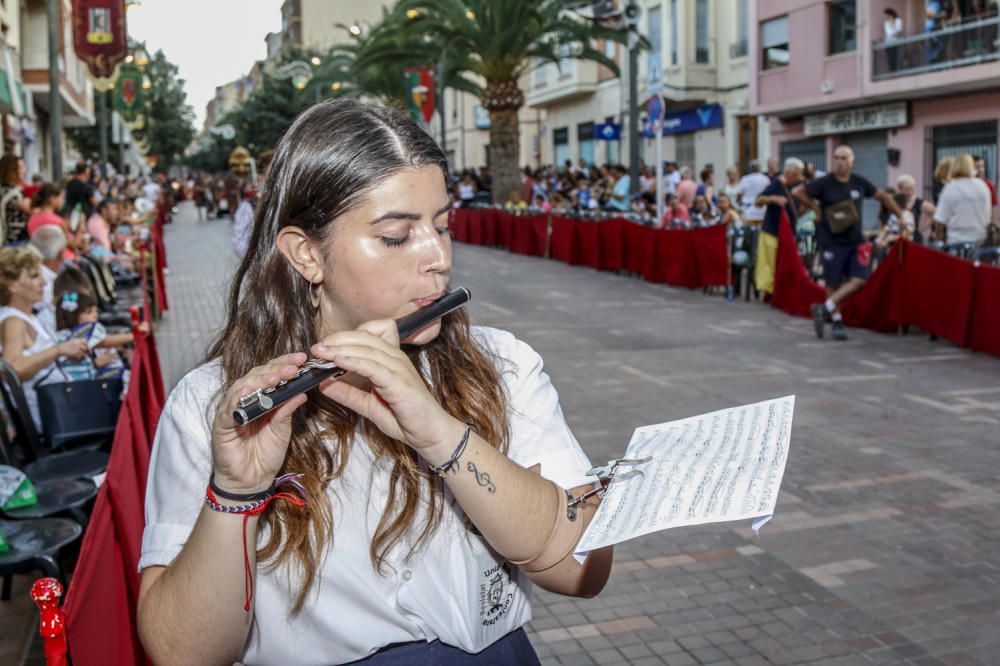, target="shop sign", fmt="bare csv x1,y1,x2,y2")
804,102,908,137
